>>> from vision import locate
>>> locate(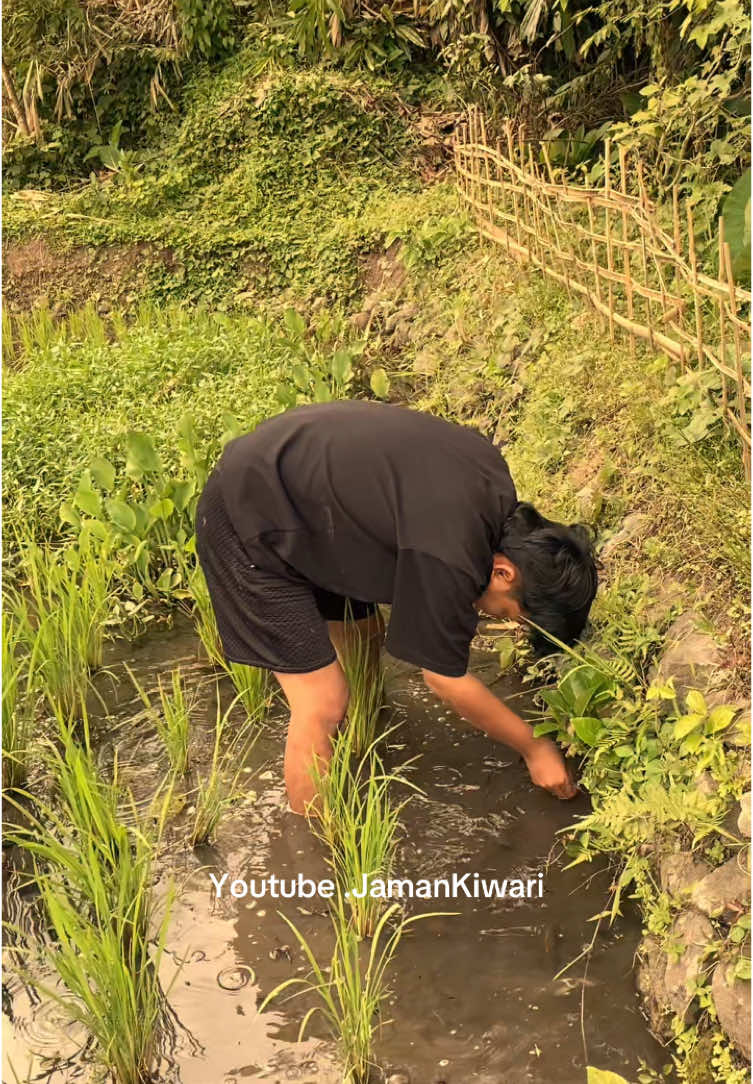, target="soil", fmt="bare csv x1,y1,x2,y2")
2,236,177,316
2,619,669,1083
